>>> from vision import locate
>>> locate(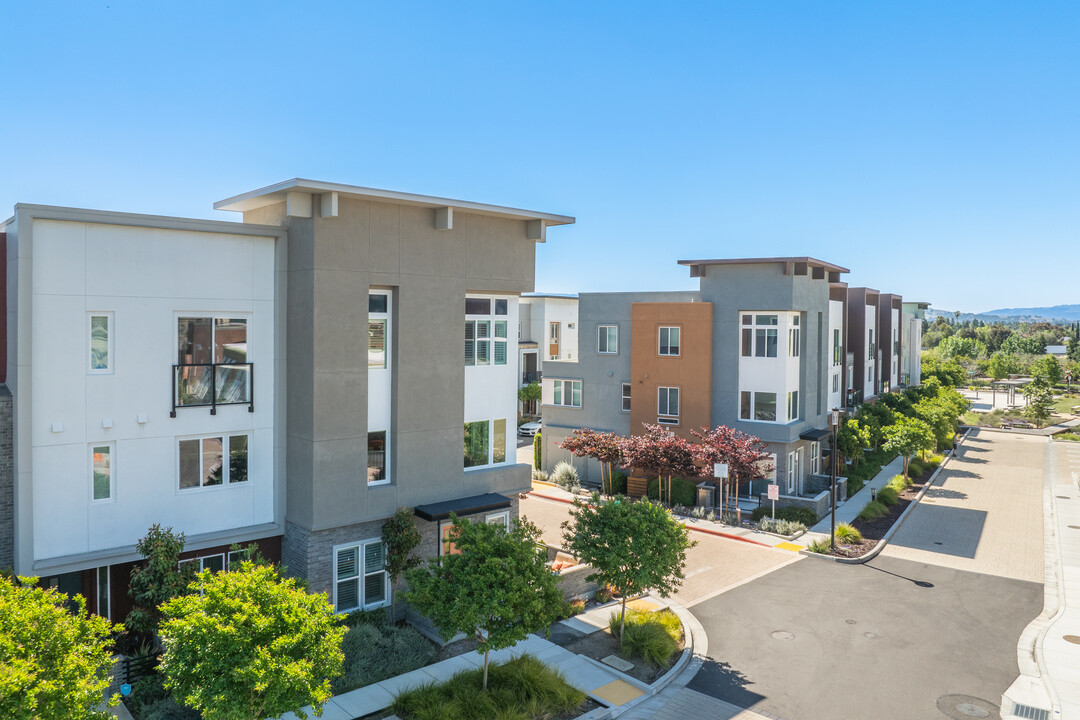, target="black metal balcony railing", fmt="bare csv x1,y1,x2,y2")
522,371,542,384
171,363,254,417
